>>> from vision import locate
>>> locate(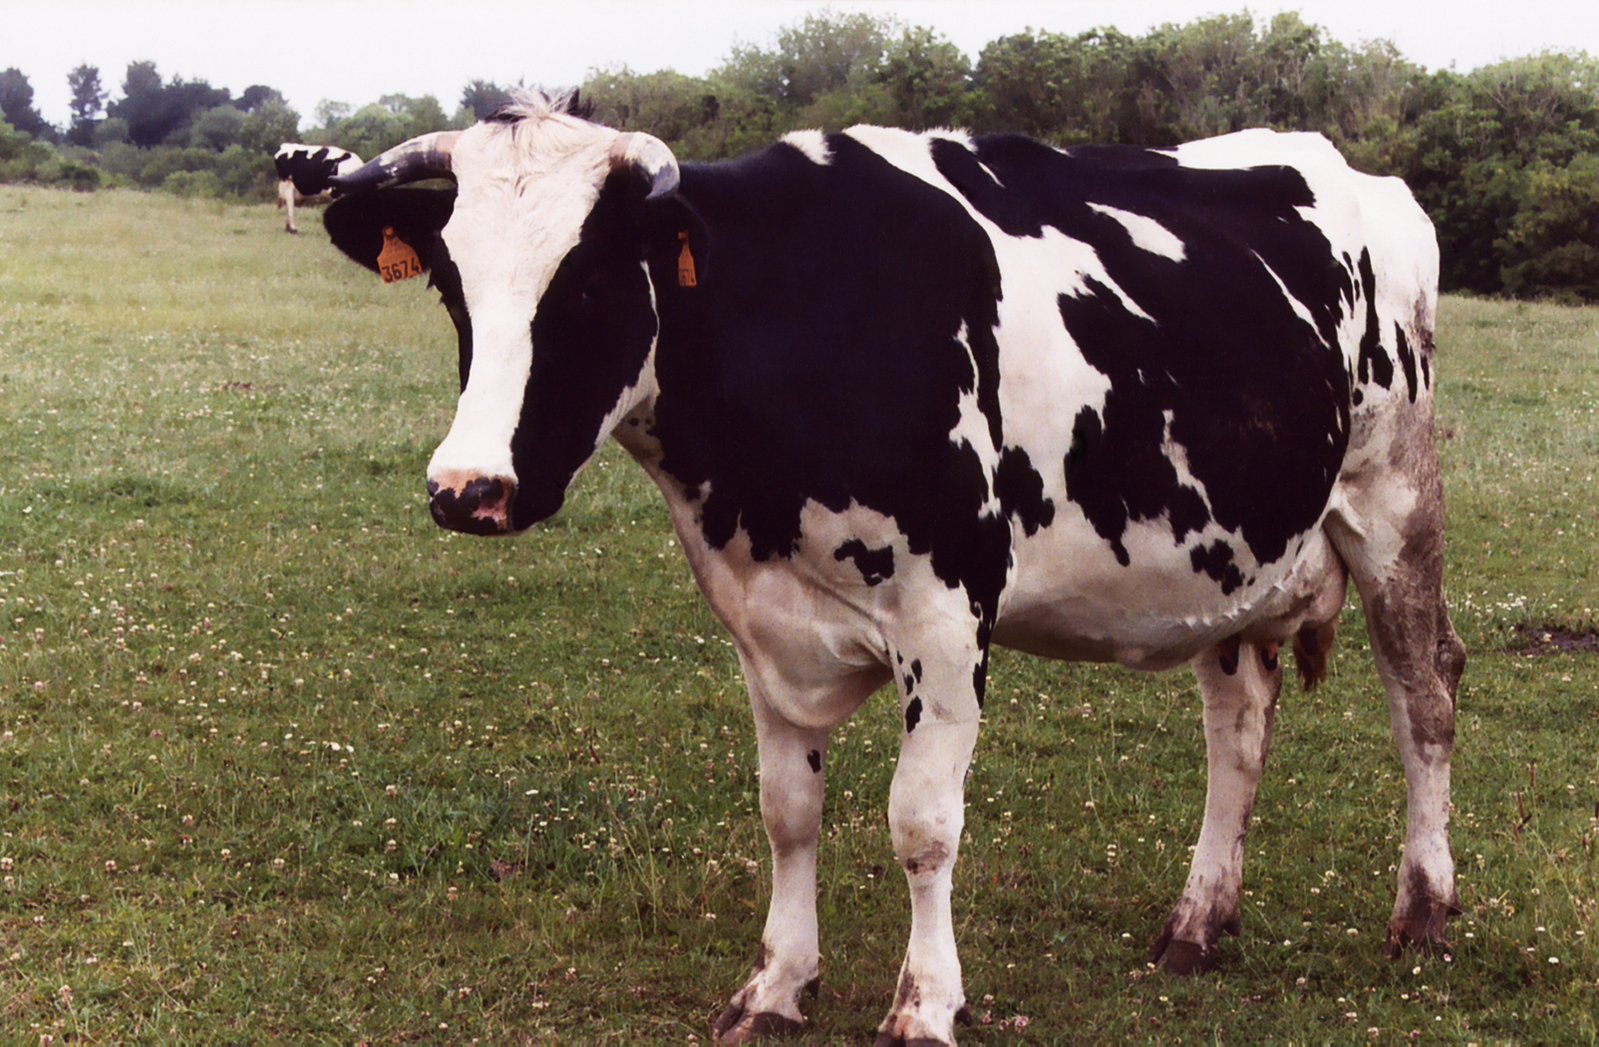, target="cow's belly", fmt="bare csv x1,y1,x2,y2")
994,509,1345,670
